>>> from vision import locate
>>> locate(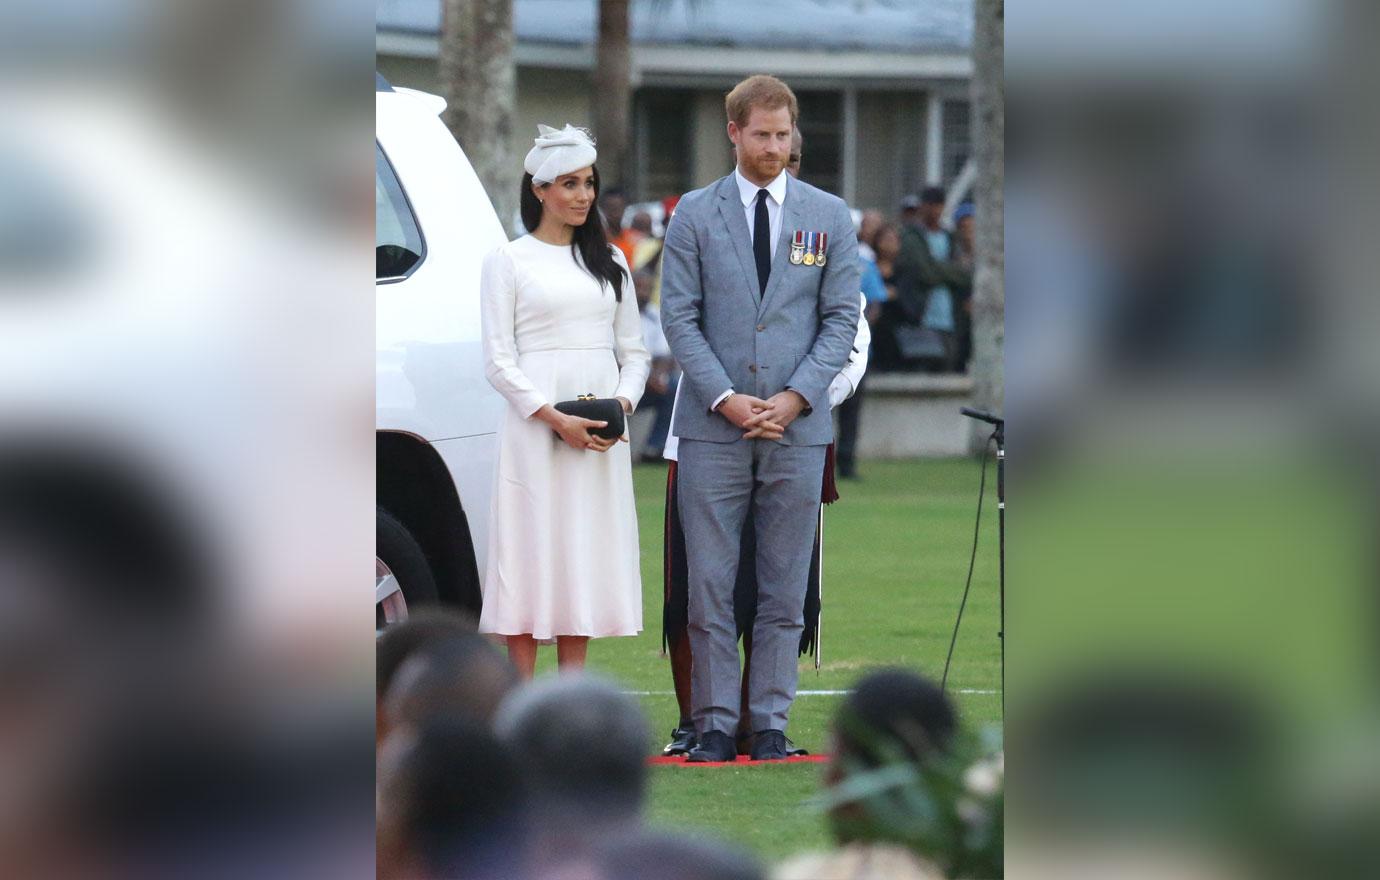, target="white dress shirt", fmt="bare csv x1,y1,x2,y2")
734,165,788,261
711,166,790,412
